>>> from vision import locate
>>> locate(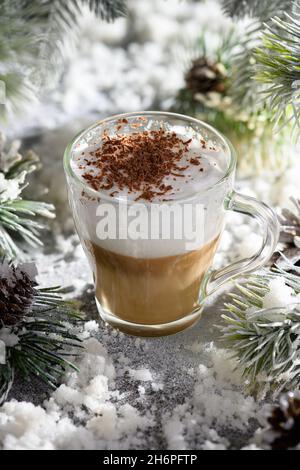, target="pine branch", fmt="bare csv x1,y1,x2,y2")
255,7,300,130
173,29,293,174
0,262,84,404
0,363,14,405
220,266,300,393
0,199,55,259
0,133,55,260
83,0,126,21
226,1,297,120
24,0,126,24
279,197,300,247
222,0,293,20
0,2,40,115
229,21,262,112
0,0,126,116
